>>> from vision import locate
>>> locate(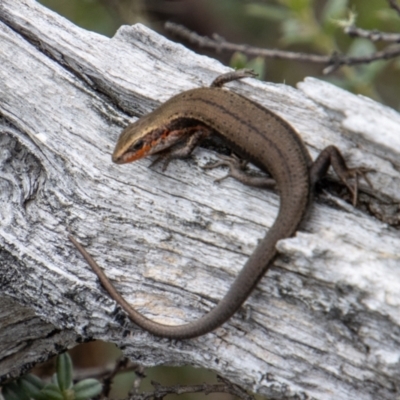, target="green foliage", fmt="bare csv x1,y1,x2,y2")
36,0,400,109
2,353,102,400
245,0,350,51
2,379,34,400
56,352,73,392
20,374,46,398
37,0,118,36
230,0,400,109
73,380,103,400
